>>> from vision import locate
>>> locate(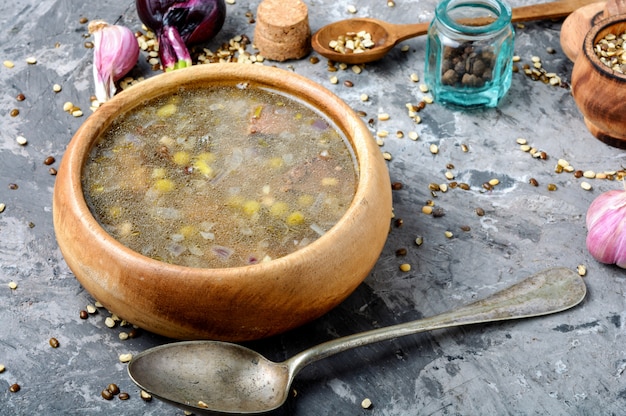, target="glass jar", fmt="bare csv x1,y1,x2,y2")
425,0,515,108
